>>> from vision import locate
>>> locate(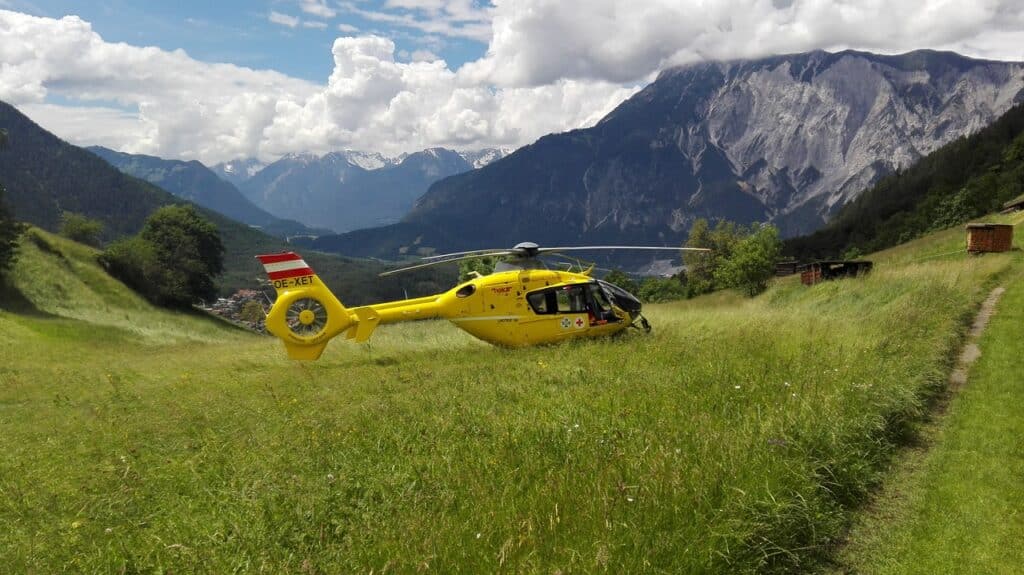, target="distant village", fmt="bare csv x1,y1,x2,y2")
200,288,269,333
